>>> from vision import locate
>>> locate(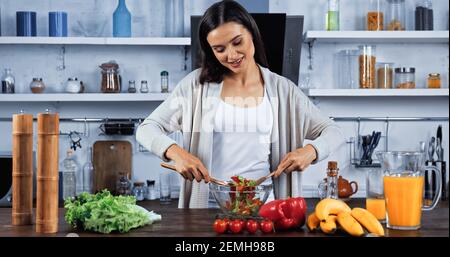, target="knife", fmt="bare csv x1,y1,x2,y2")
437,125,443,161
